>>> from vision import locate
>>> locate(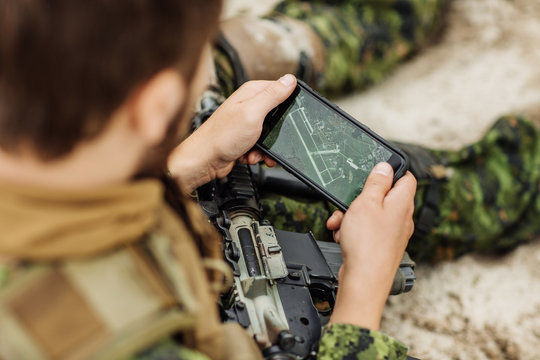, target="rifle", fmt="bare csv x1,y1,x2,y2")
194,93,416,360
